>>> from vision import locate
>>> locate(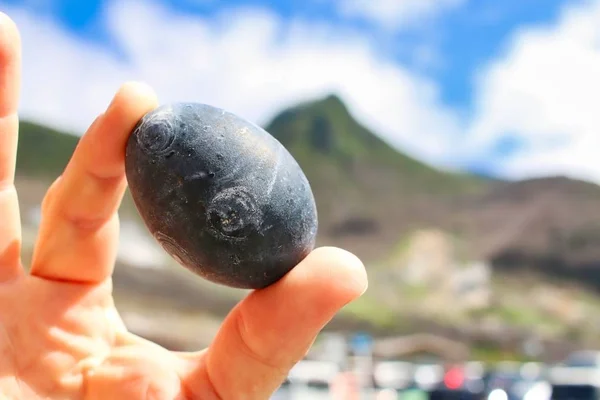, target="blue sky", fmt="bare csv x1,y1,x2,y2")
1,0,600,183
2,0,573,107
